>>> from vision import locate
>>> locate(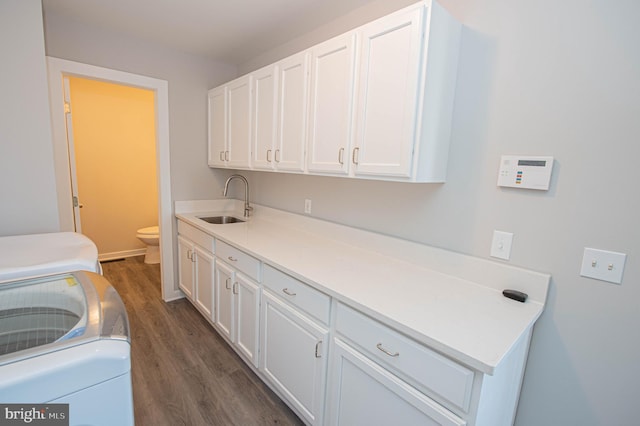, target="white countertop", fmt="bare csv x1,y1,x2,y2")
175,200,550,375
